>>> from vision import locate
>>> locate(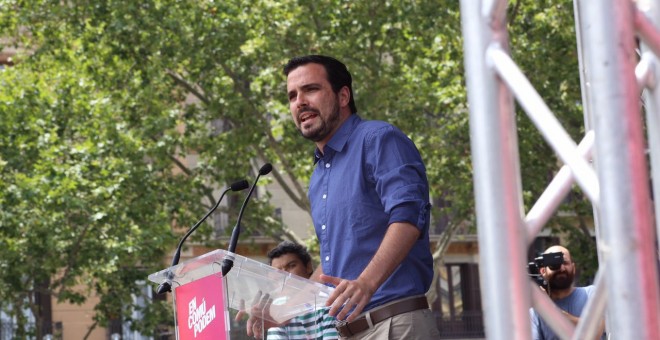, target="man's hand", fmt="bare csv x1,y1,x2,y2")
234,291,280,339
319,222,420,322
321,274,375,322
